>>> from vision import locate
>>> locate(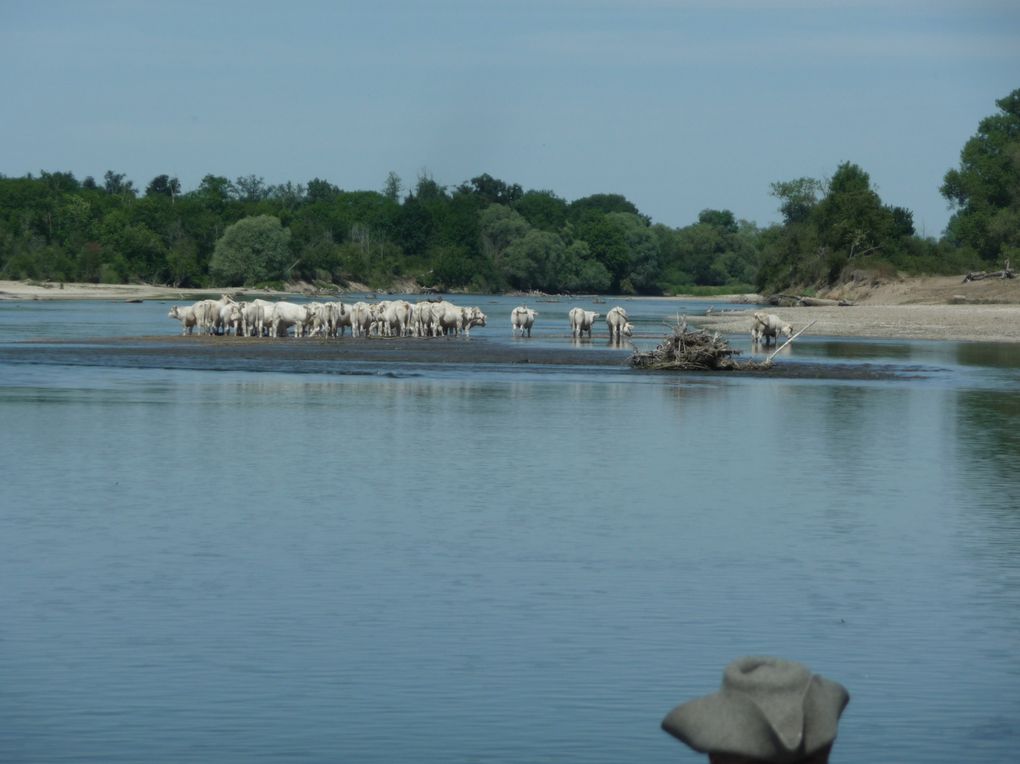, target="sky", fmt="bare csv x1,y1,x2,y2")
2,1,1018,238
